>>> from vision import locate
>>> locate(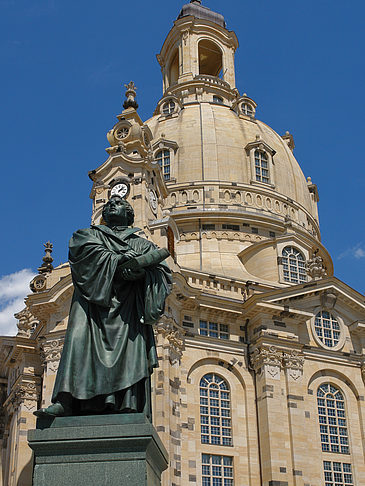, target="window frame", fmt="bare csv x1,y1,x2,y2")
155,95,181,118
162,99,176,115
311,308,345,351
199,373,233,447
155,148,171,181
317,383,350,455
254,149,270,184
201,454,234,486
152,138,178,183
245,140,276,188
323,461,354,486
241,102,254,117
281,246,307,284
199,320,230,340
